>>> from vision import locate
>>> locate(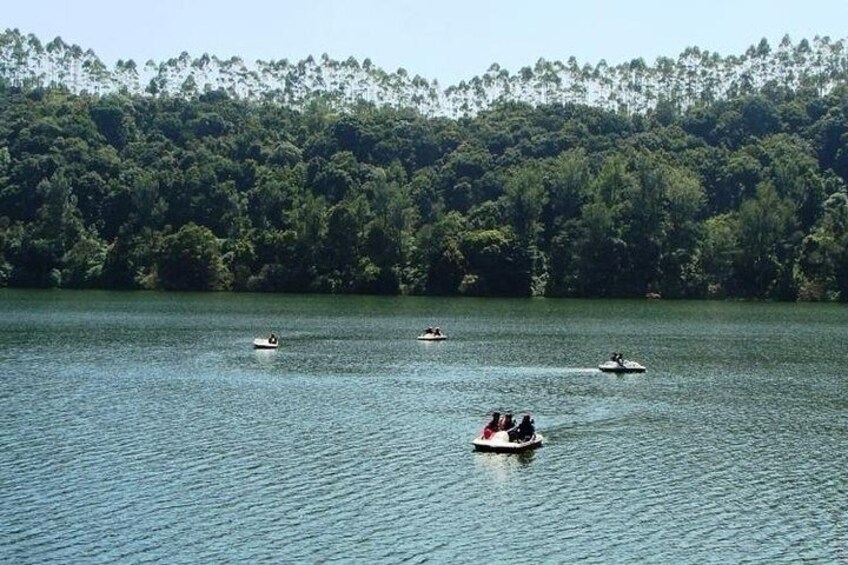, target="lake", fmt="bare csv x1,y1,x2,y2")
0,290,846,563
